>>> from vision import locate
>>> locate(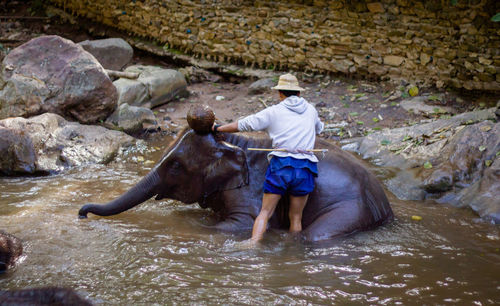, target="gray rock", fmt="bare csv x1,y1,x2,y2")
341,108,499,222
106,103,157,134
0,113,136,174
248,78,276,95
400,96,454,115
452,158,500,224
78,38,133,70
0,127,36,175
351,108,496,161
0,35,117,124
113,65,188,108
